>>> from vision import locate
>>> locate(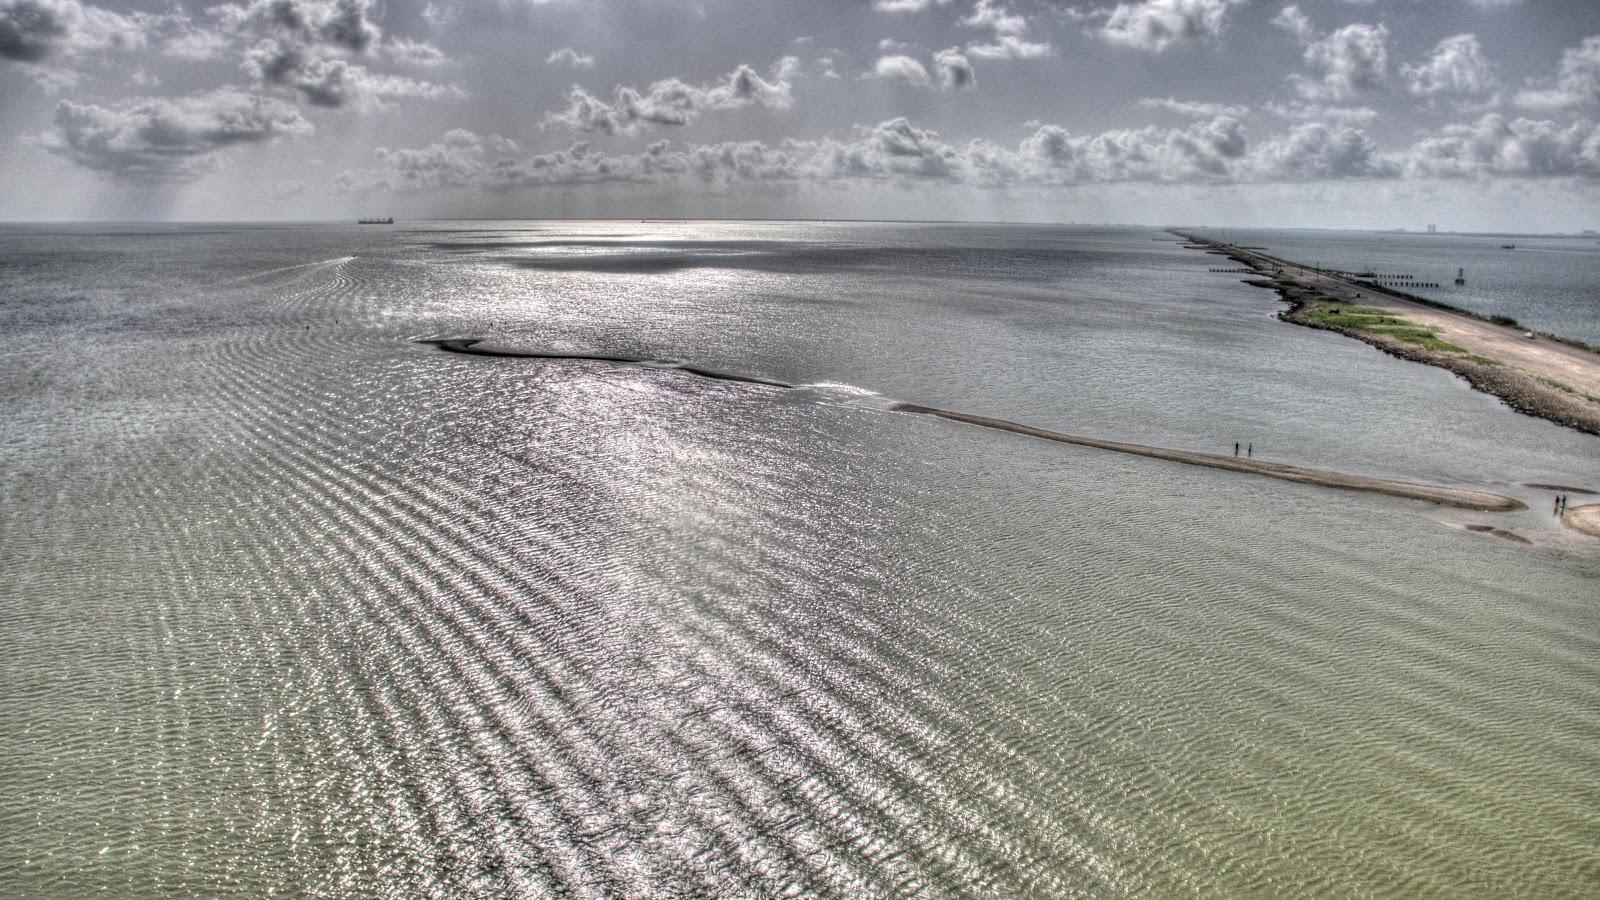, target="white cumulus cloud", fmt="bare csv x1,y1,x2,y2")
1098,0,1243,53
